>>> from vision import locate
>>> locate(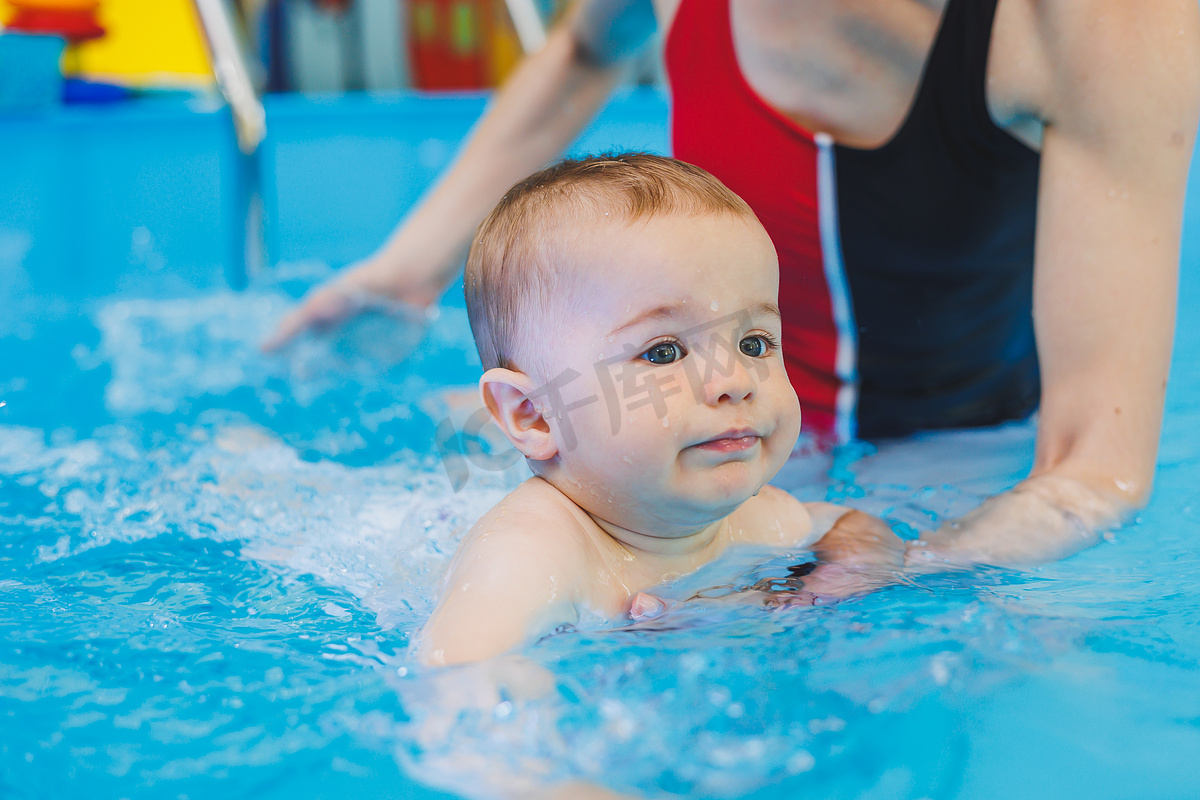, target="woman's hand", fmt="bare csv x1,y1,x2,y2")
262,7,641,355
261,246,452,352
756,511,907,607
810,510,906,570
